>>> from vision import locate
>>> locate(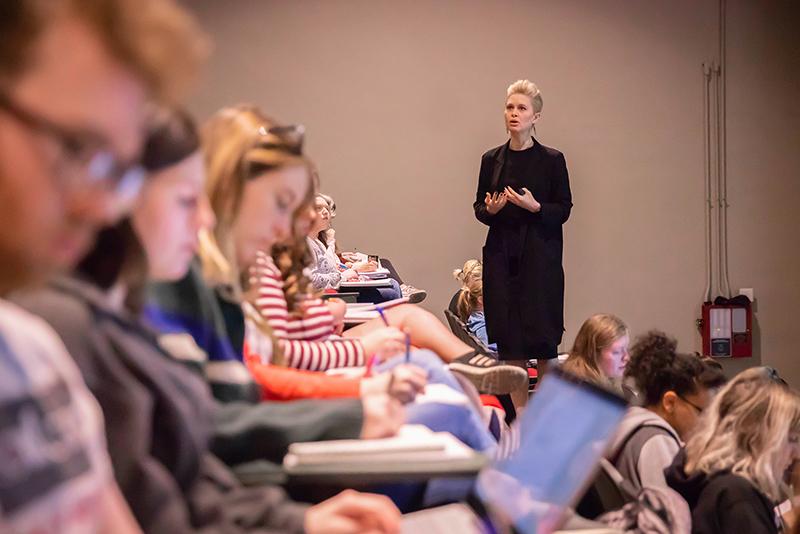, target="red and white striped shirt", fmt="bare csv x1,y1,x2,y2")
251,252,364,371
